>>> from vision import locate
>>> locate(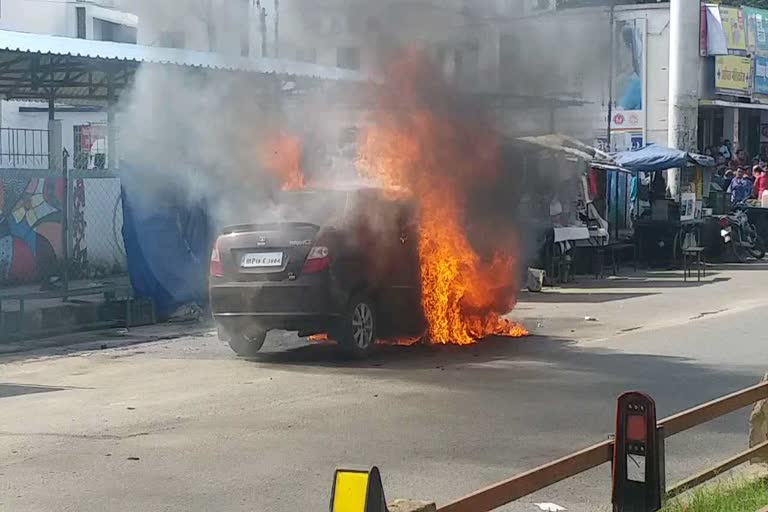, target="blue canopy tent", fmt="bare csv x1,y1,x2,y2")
612,145,716,268
612,144,714,173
